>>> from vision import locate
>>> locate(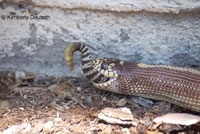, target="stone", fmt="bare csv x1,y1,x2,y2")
15,71,26,80
43,121,54,132
34,75,46,85
116,98,127,107
131,96,154,108
0,100,11,110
